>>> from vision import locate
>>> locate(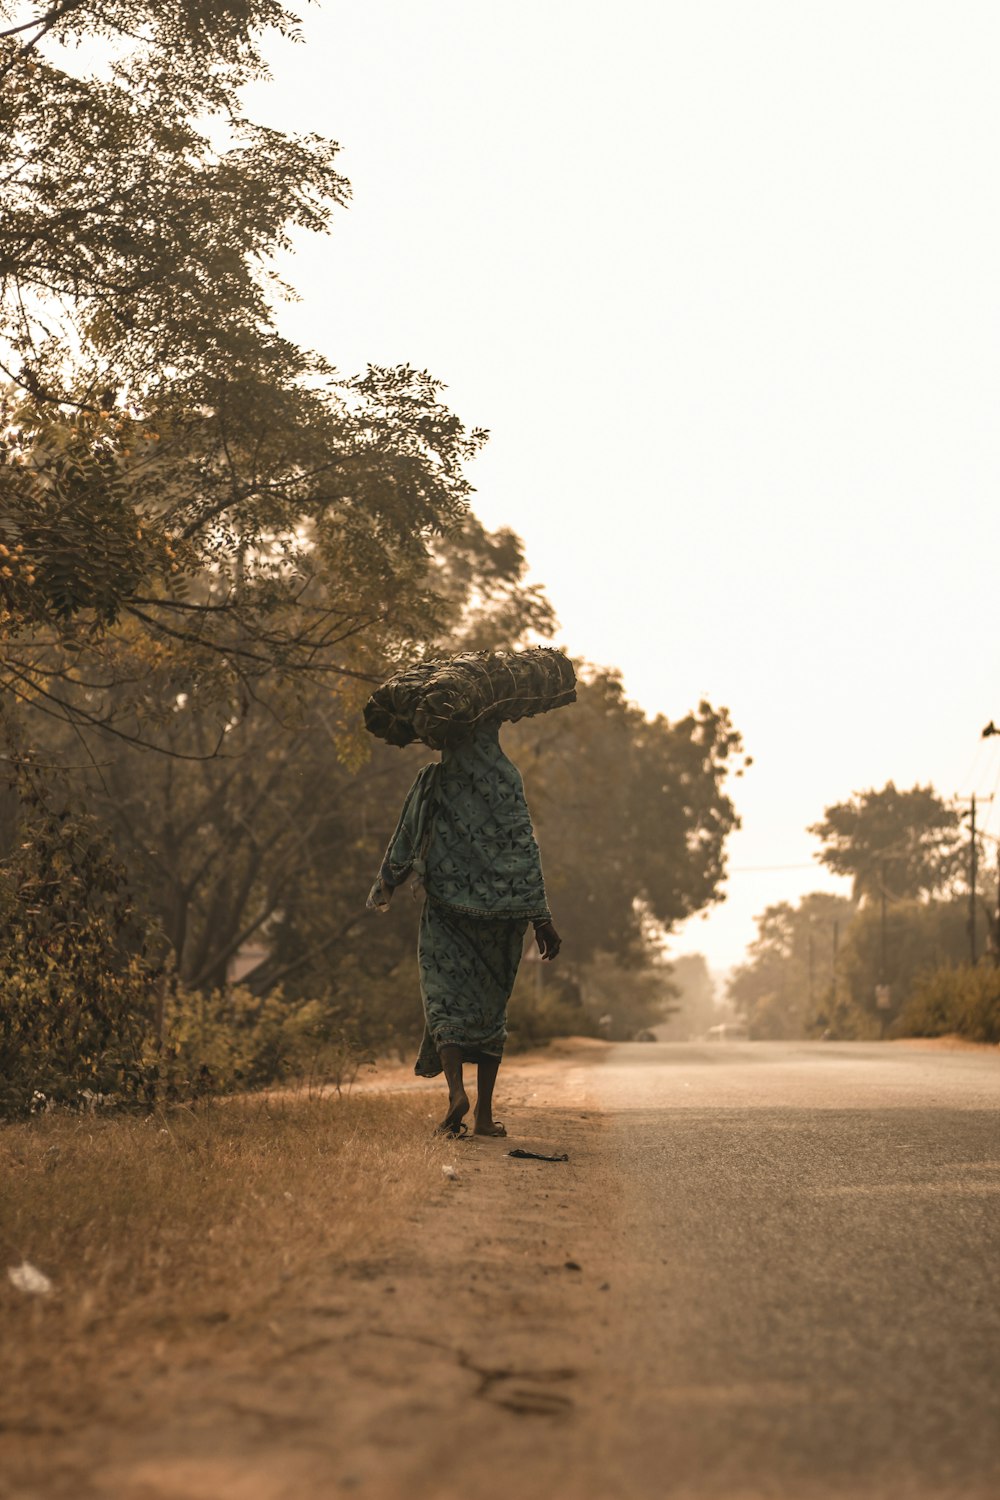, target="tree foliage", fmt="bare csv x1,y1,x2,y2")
567,950,674,1042
0,4,750,1108
0,750,158,1115
897,964,1000,1045
808,782,964,903
0,1,485,752
832,897,971,1034
730,779,992,1041
727,878,991,1040
727,892,854,1039
505,672,746,965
